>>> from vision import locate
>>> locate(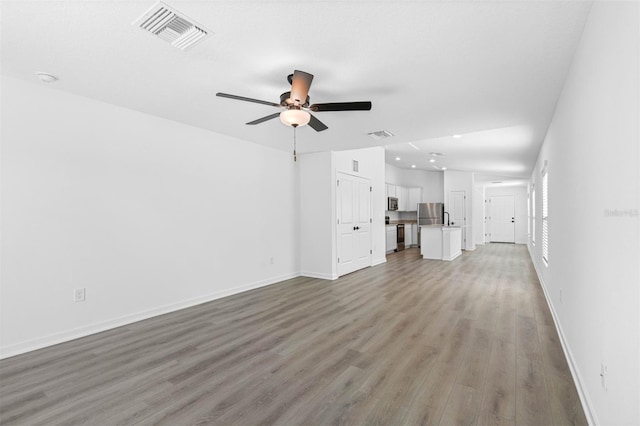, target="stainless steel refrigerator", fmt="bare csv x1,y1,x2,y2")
418,203,444,225
417,203,444,246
